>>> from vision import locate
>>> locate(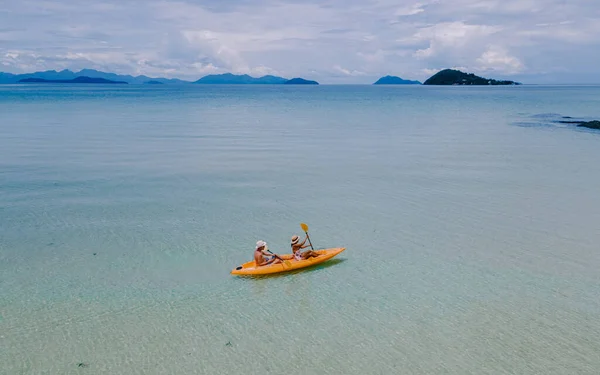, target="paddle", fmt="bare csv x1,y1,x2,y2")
300,222,315,250
265,246,292,267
